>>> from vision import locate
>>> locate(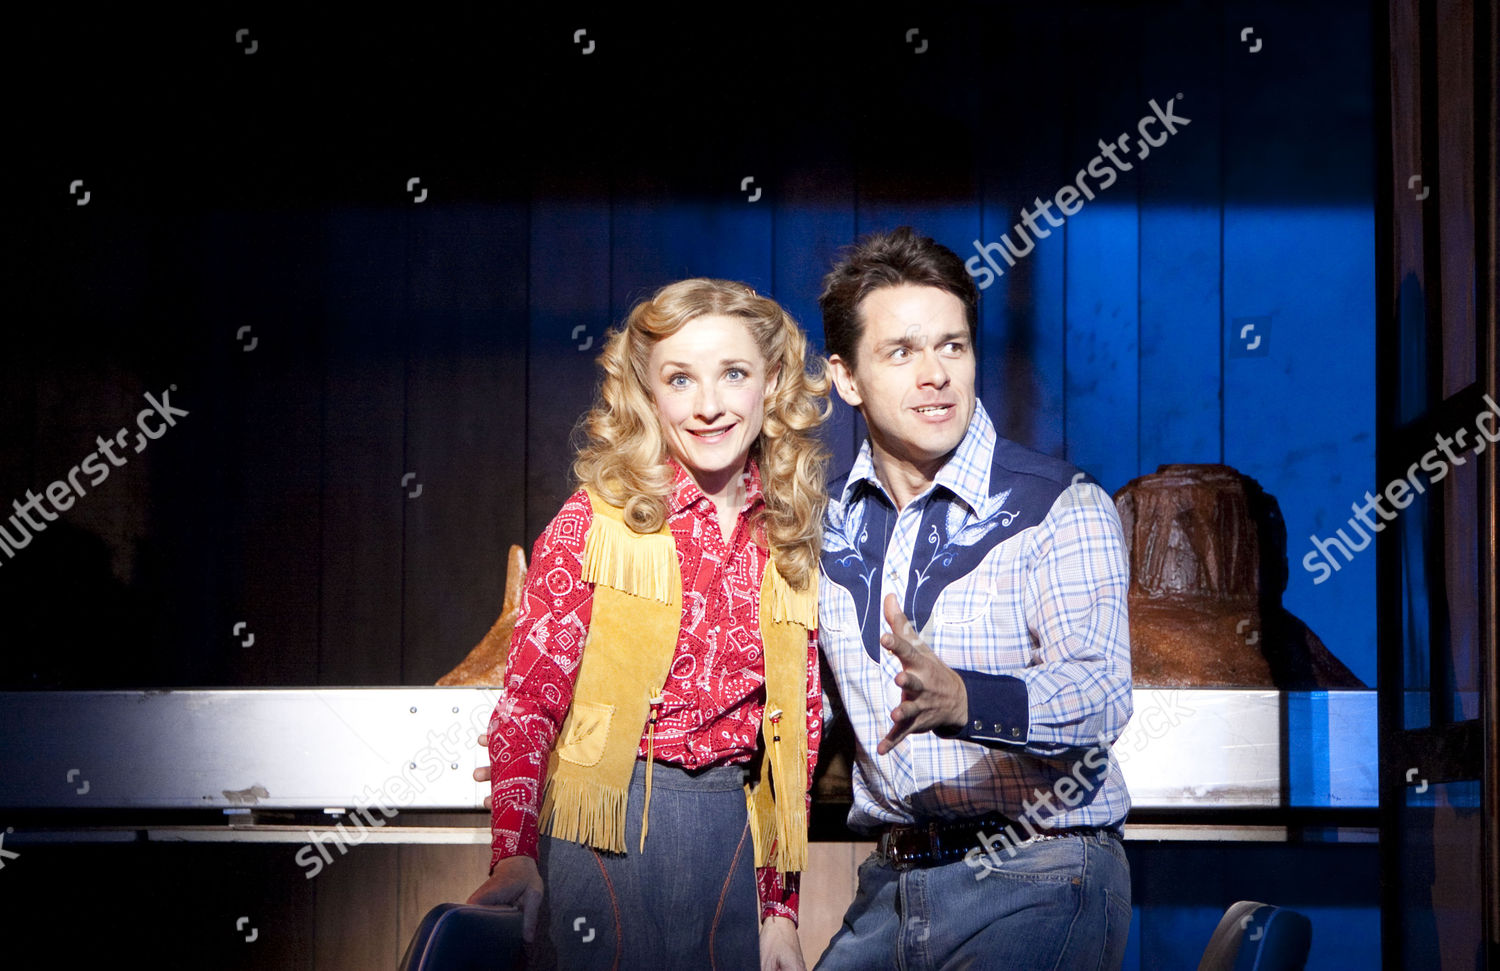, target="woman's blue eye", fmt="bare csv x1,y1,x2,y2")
727,368,746,380
669,374,690,388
